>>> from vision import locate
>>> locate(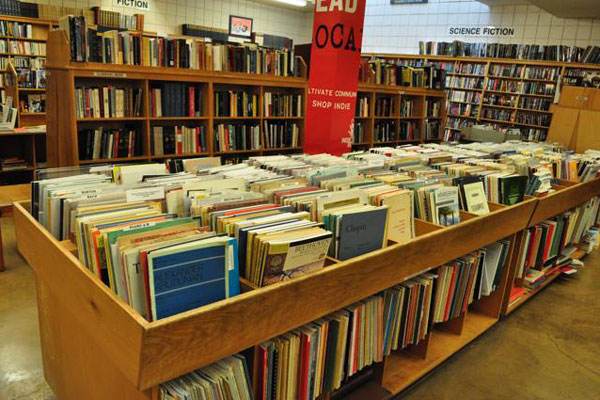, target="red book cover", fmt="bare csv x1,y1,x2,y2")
256,345,267,400
461,262,478,314
527,227,541,268
298,333,311,400
444,264,458,322
225,125,230,151
113,131,120,158
140,251,153,321
542,223,556,262
353,307,361,374
403,285,416,346
188,86,195,117
175,126,183,155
